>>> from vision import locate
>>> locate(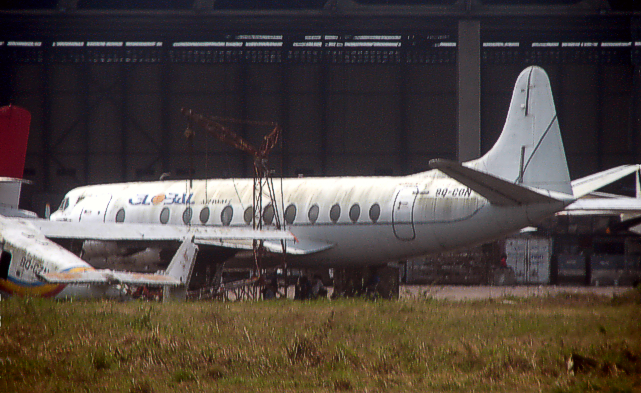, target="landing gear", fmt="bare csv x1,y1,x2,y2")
332,265,400,299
